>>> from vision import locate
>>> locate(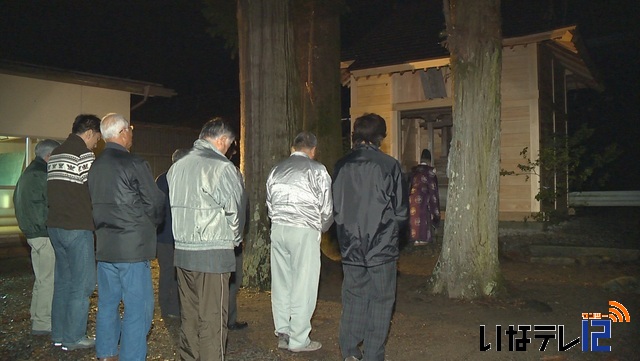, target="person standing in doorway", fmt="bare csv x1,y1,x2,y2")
409,149,440,245
47,114,102,351
13,139,60,336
